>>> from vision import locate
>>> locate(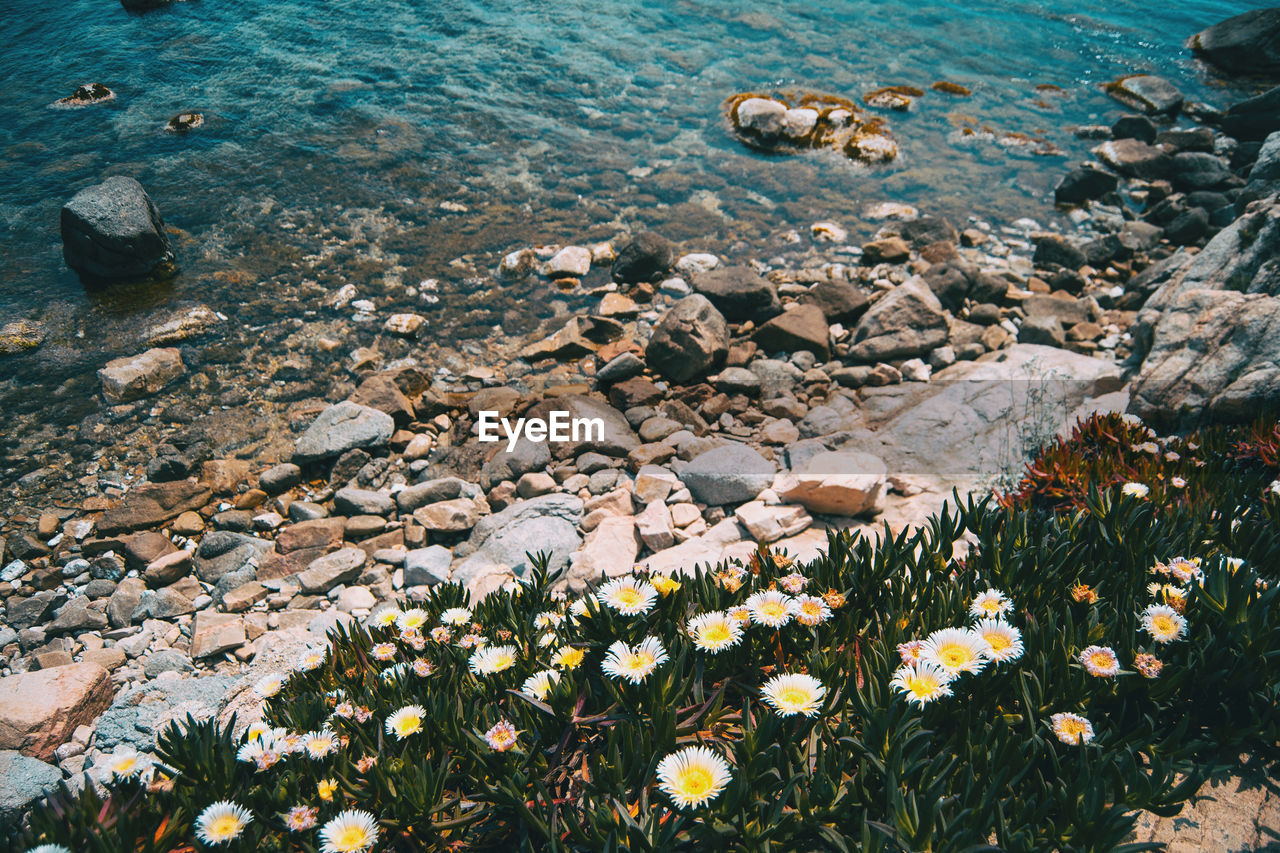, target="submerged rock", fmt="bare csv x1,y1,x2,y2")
98,346,185,403
1104,75,1184,116
61,176,174,283
612,232,674,283
292,401,395,463
51,82,115,108
725,91,898,165
165,111,204,132
0,320,46,356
